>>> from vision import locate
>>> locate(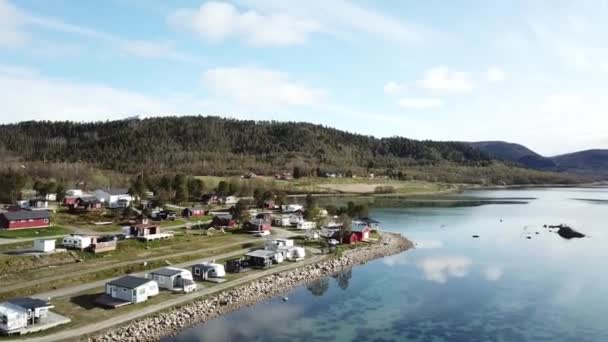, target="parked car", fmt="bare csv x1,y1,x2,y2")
328,239,340,246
